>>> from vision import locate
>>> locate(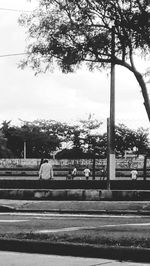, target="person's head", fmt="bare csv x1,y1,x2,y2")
43,159,48,163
